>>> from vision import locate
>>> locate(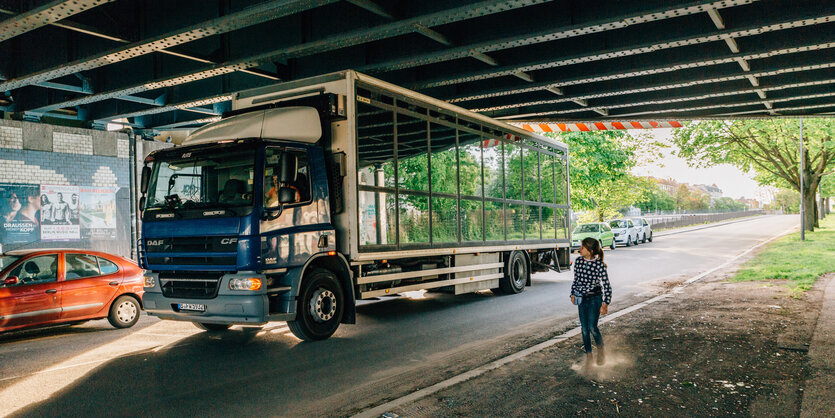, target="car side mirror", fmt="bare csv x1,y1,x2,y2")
3,276,19,286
